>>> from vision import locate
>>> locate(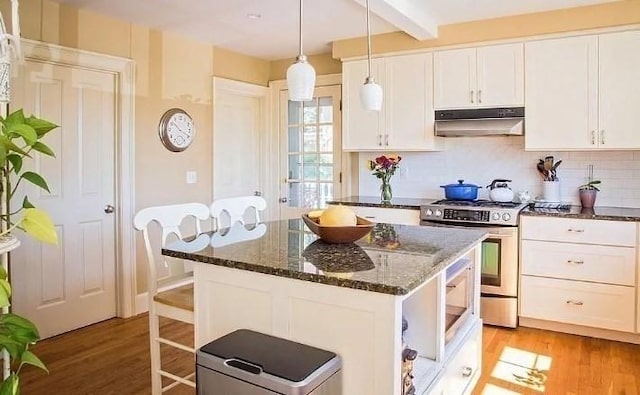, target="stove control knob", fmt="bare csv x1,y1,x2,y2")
492,212,501,220
425,209,433,216
502,213,512,222
435,210,442,217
